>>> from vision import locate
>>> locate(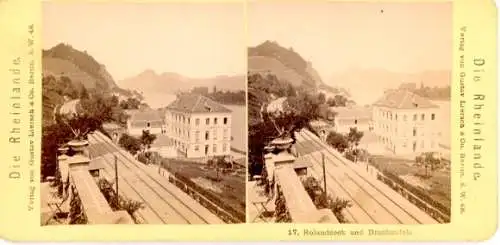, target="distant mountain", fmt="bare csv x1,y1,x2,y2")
326,68,451,105
248,40,332,91
43,43,117,90
117,70,246,95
